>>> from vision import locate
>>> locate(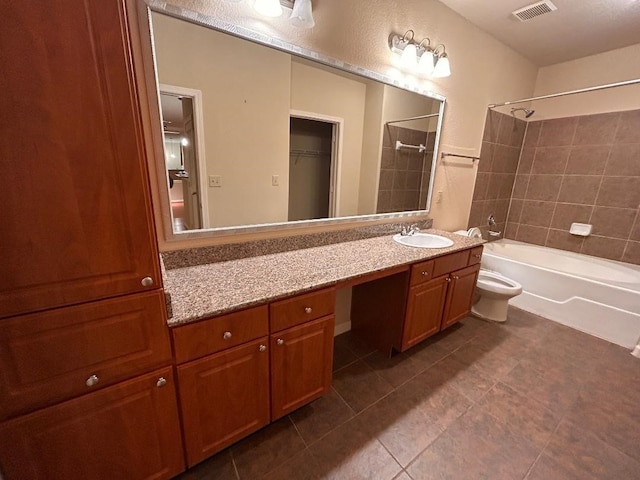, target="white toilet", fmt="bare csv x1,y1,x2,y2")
471,270,522,322
453,229,523,322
